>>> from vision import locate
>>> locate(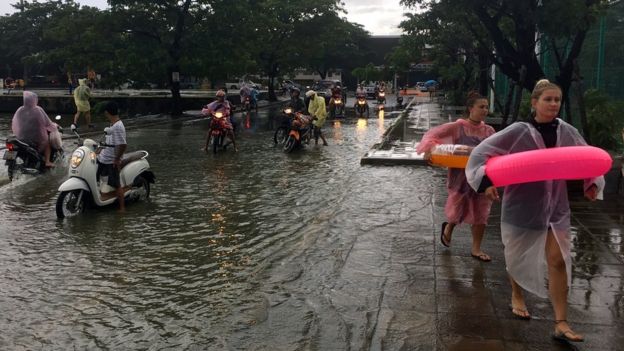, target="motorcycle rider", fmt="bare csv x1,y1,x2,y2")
11,91,61,168
354,83,366,106
239,83,252,109
288,87,305,113
202,89,238,152
328,83,343,118
96,101,127,211
306,90,328,146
